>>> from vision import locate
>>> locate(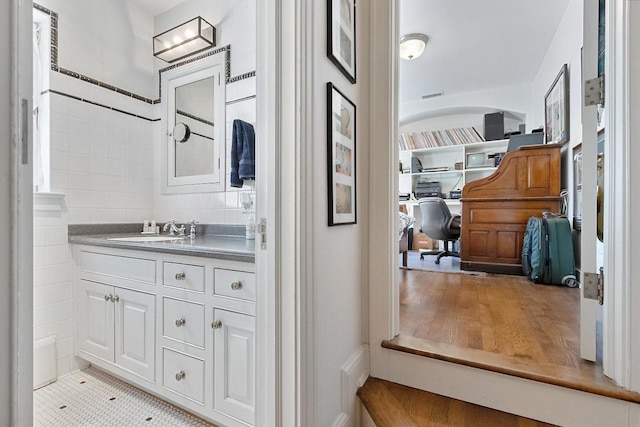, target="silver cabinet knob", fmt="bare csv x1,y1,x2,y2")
175,371,186,381
175,318,186,327
230,281,242,291
211,320,222,329
113,295,120,303
175,272,186,280
104,294,112,302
